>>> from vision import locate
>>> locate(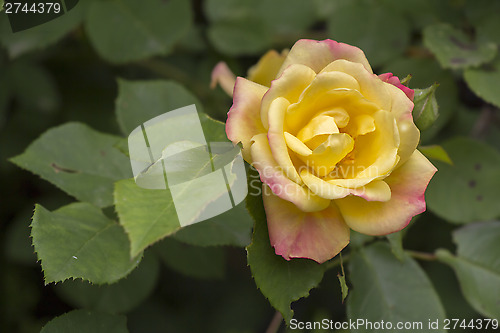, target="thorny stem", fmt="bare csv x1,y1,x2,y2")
265,311,283,333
